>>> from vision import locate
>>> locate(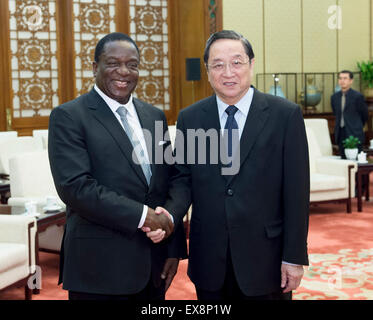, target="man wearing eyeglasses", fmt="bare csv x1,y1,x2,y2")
148,30,309,300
